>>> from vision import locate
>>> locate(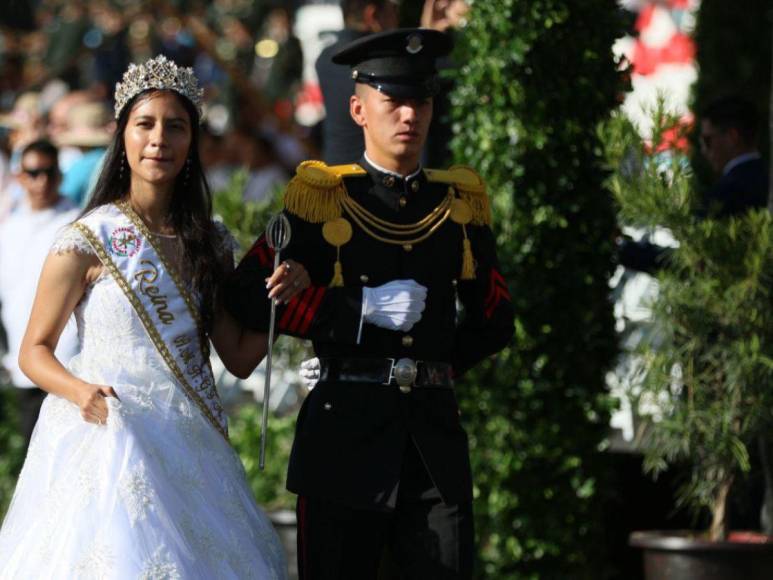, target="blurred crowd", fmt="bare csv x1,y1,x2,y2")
0,0,472,221
0,0,328,220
